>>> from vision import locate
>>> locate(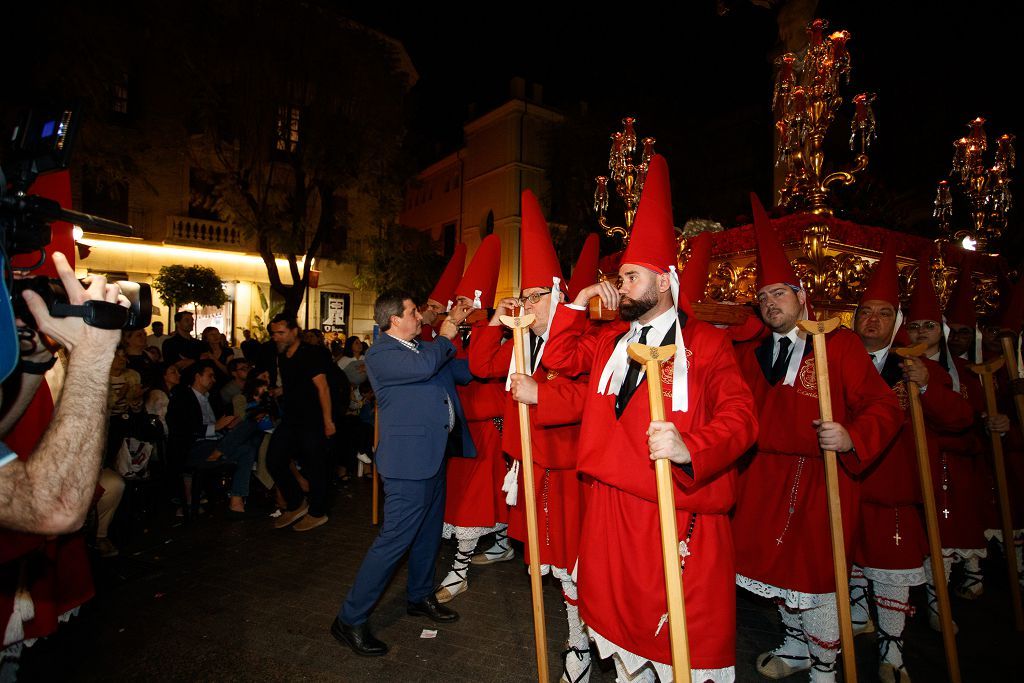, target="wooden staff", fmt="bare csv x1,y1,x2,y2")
892,344,961,682
969,358,1024,630
795,318,856,683
626,342,690,681
372,406,380,526
499,312,549,683
999,334,1024,432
